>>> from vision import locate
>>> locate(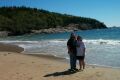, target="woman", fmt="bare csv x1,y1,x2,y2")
76,36,86,70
